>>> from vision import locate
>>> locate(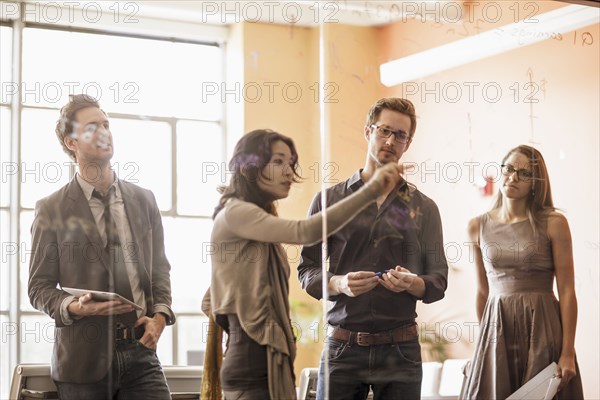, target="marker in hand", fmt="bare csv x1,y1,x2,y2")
375,269,417,279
